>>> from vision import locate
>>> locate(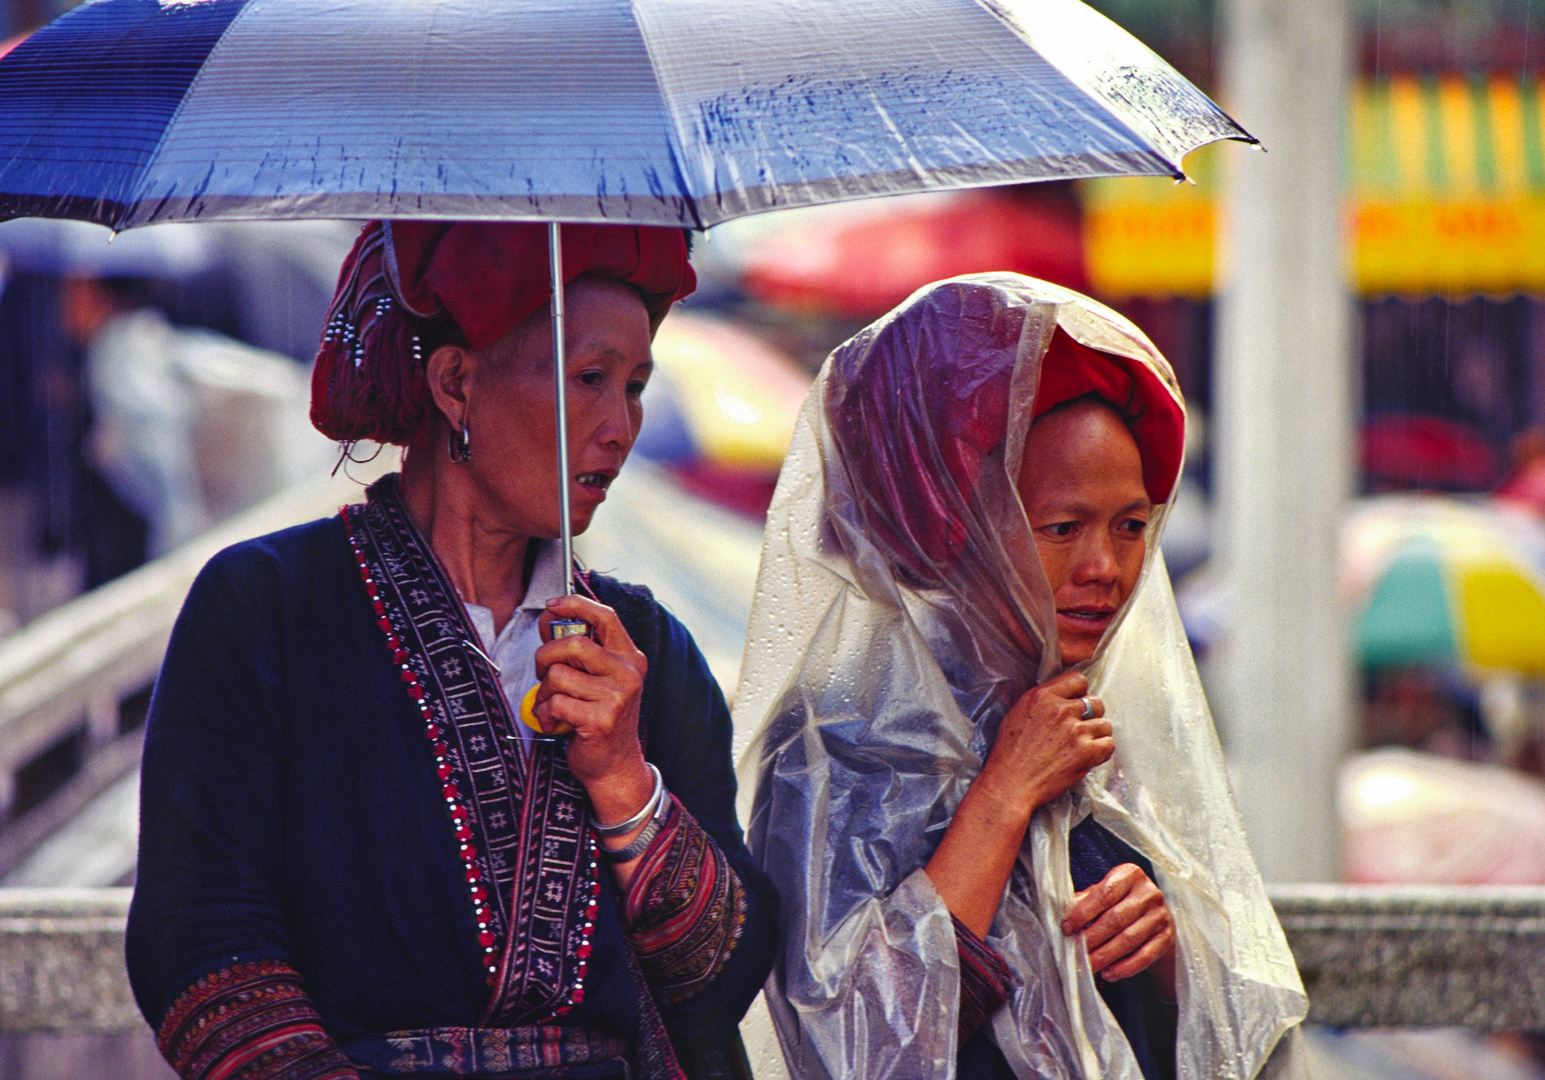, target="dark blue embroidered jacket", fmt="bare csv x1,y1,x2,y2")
125,513,778,1074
